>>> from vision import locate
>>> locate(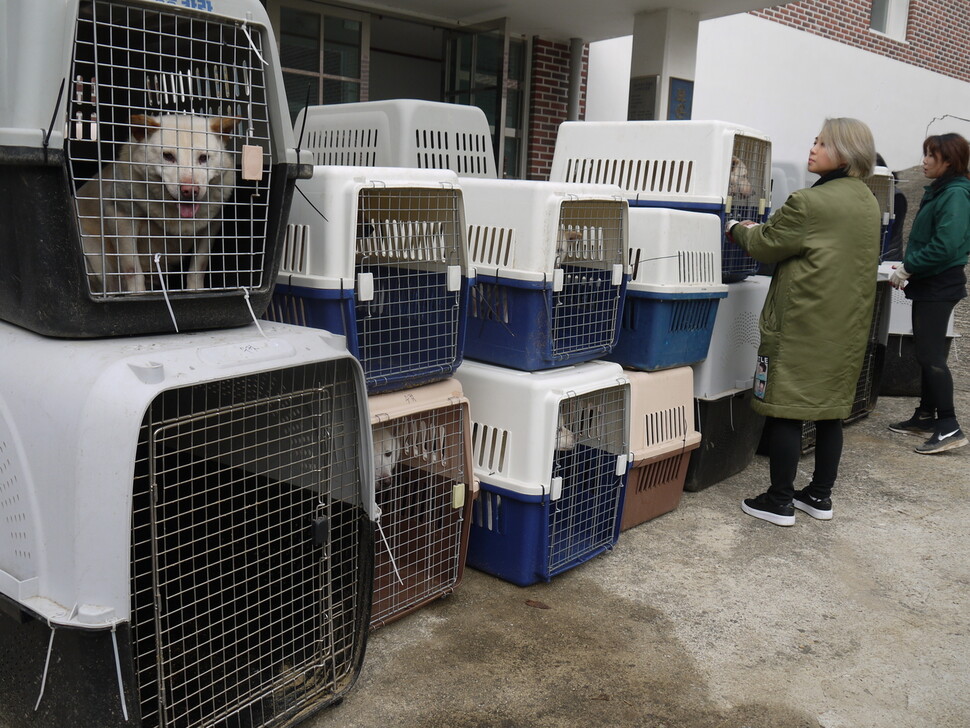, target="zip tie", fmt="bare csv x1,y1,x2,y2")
242,288,267,338
111,626,129,722
375,517,405,586
34,625,55,711
153,254,179,333
241,22,268,67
